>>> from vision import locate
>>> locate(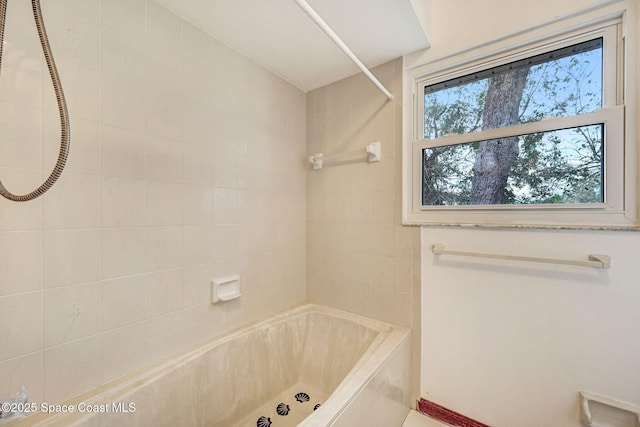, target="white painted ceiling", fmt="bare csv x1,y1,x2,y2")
154,0,430,92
